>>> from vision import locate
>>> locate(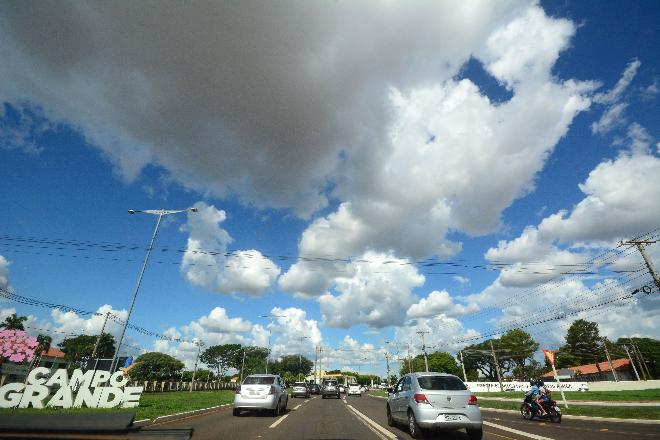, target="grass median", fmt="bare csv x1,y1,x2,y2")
0,390,236,421
478,399,660,420
475,389,660,402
